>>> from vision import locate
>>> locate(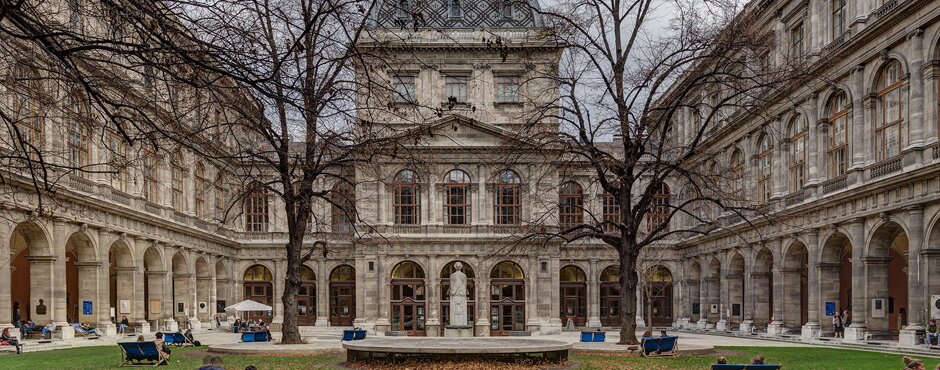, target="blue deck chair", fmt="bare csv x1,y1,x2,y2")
118,341,167,367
